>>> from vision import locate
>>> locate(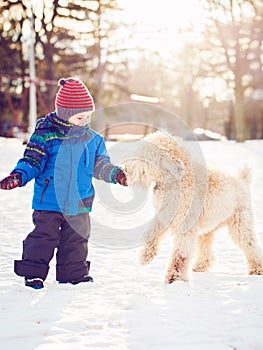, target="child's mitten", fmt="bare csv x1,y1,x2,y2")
116,170,128,186
0,173,22,190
